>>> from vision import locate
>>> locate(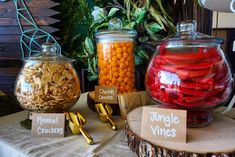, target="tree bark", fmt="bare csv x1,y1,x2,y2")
126,106,235,157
